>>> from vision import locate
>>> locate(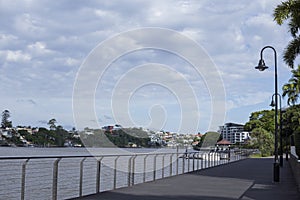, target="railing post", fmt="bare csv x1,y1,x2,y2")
113,156,120,190
143,155,148,183
193,153,196,171
206,152,209,168
52,158,61,200
187,153,190,172
201,153,205,169
153,154,159,181
182,153,185,174
205,153,208,168
131,155,137,185
176,152,179,175
162,155,165,178
96,157,103,193
128,156,133,187
79,158,86,196
21,159,30,200
197,152,199,170
214,152,216,167
169,154,173,177
221,152,223,164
